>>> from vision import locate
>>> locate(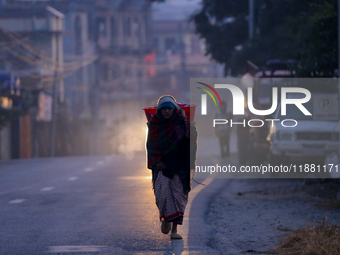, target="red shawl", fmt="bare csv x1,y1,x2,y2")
146,109,197,168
